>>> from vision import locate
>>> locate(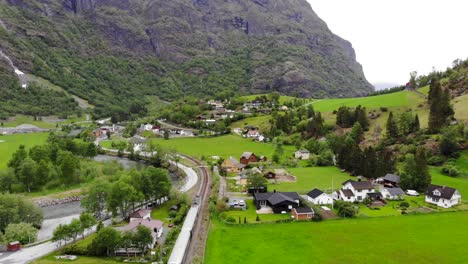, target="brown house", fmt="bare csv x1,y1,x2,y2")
240,152,258,165
221,157,246,173
291,207,314,220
